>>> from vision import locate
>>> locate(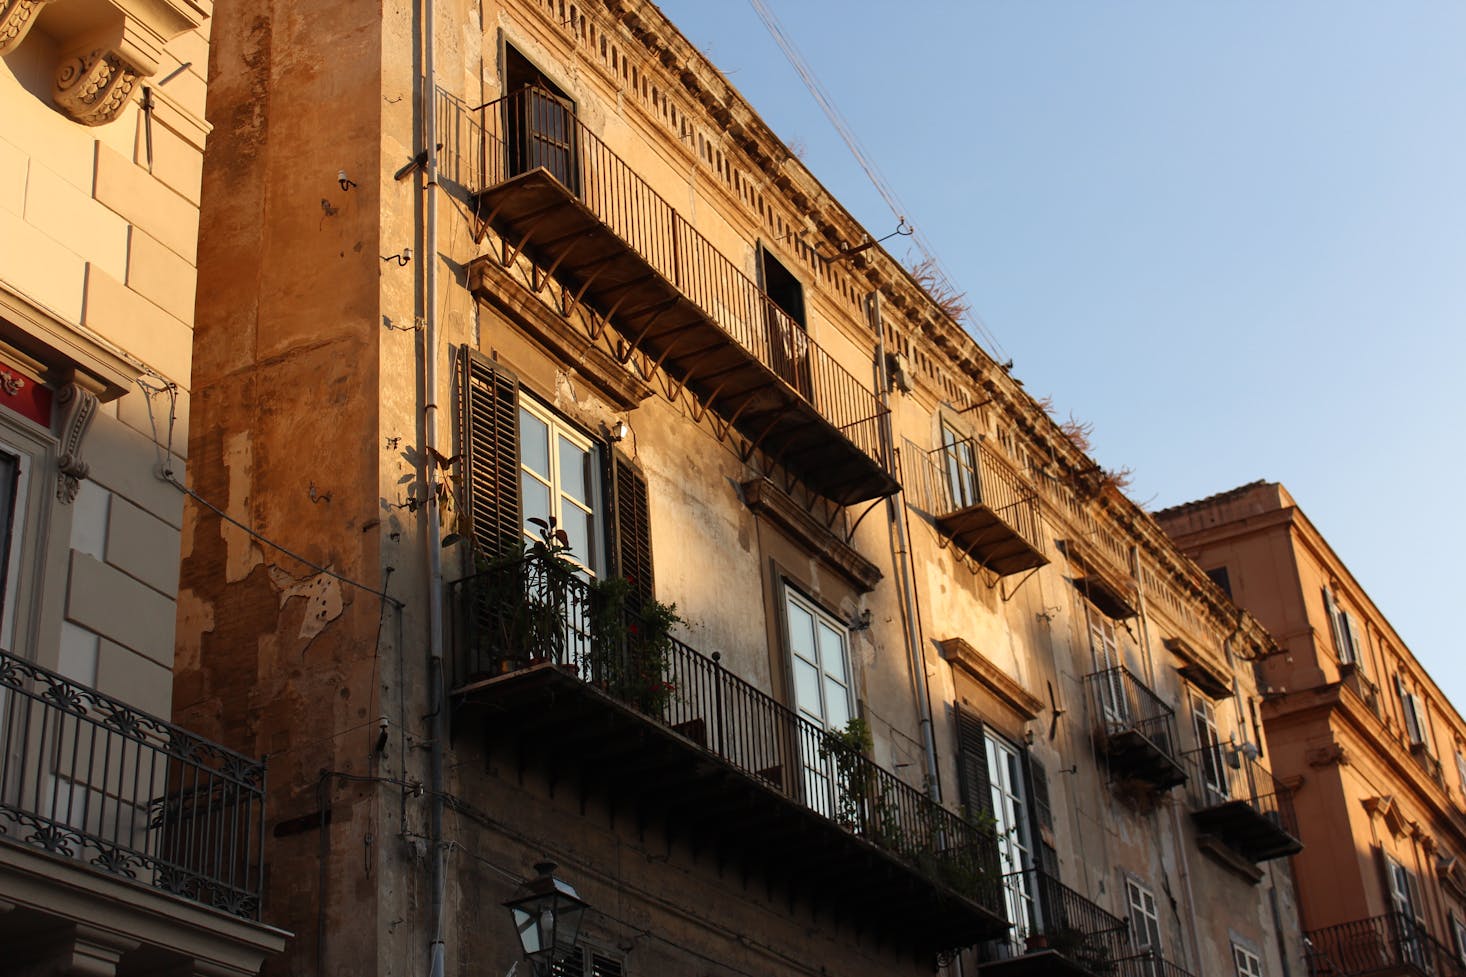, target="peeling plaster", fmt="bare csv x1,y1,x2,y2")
223,431,265,582
268,566,345,640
